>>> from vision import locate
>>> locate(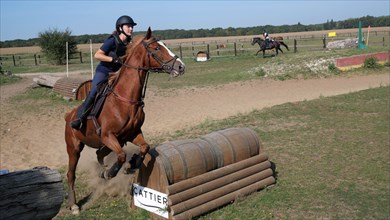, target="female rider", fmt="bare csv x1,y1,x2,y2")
71,15,137,130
